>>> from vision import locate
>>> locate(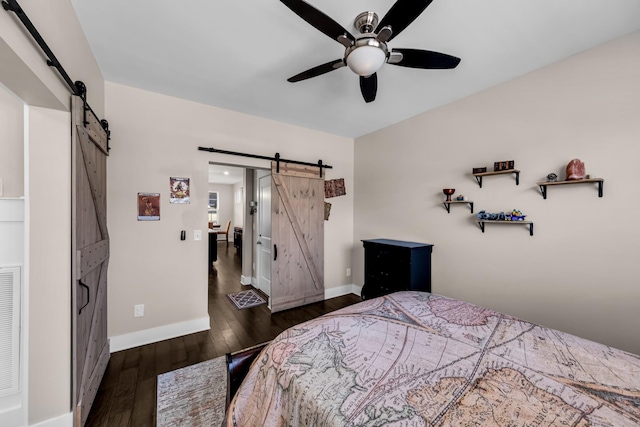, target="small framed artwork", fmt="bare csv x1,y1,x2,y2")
138,193,160,221
170,177,190,204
